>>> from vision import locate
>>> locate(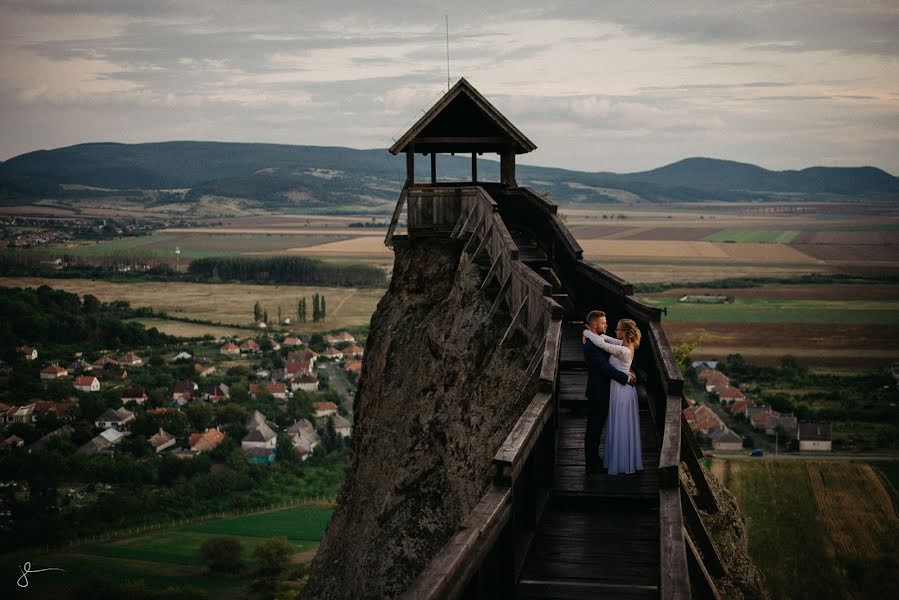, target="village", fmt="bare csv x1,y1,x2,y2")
684,361,832,454
1,329,363,465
